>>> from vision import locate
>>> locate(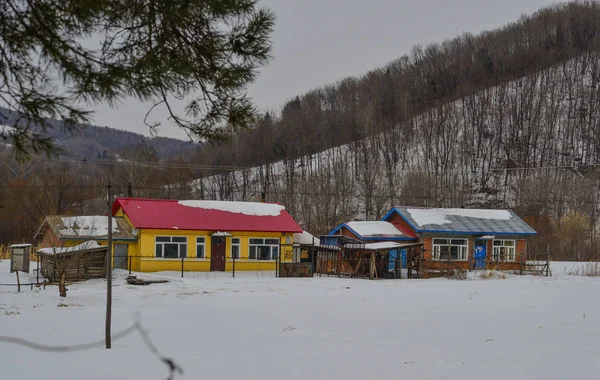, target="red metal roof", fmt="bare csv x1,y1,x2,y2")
112,198,303,233
391,222,419,239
